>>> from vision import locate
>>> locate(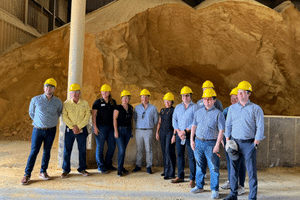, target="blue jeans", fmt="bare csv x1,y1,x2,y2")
115,126,132,171
175,134,196,181
223,137,246,186
160,130,176,178
94,125,116,171
62,126,88,173
194,139,220,191
24,127,56,177
229,140,257,200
